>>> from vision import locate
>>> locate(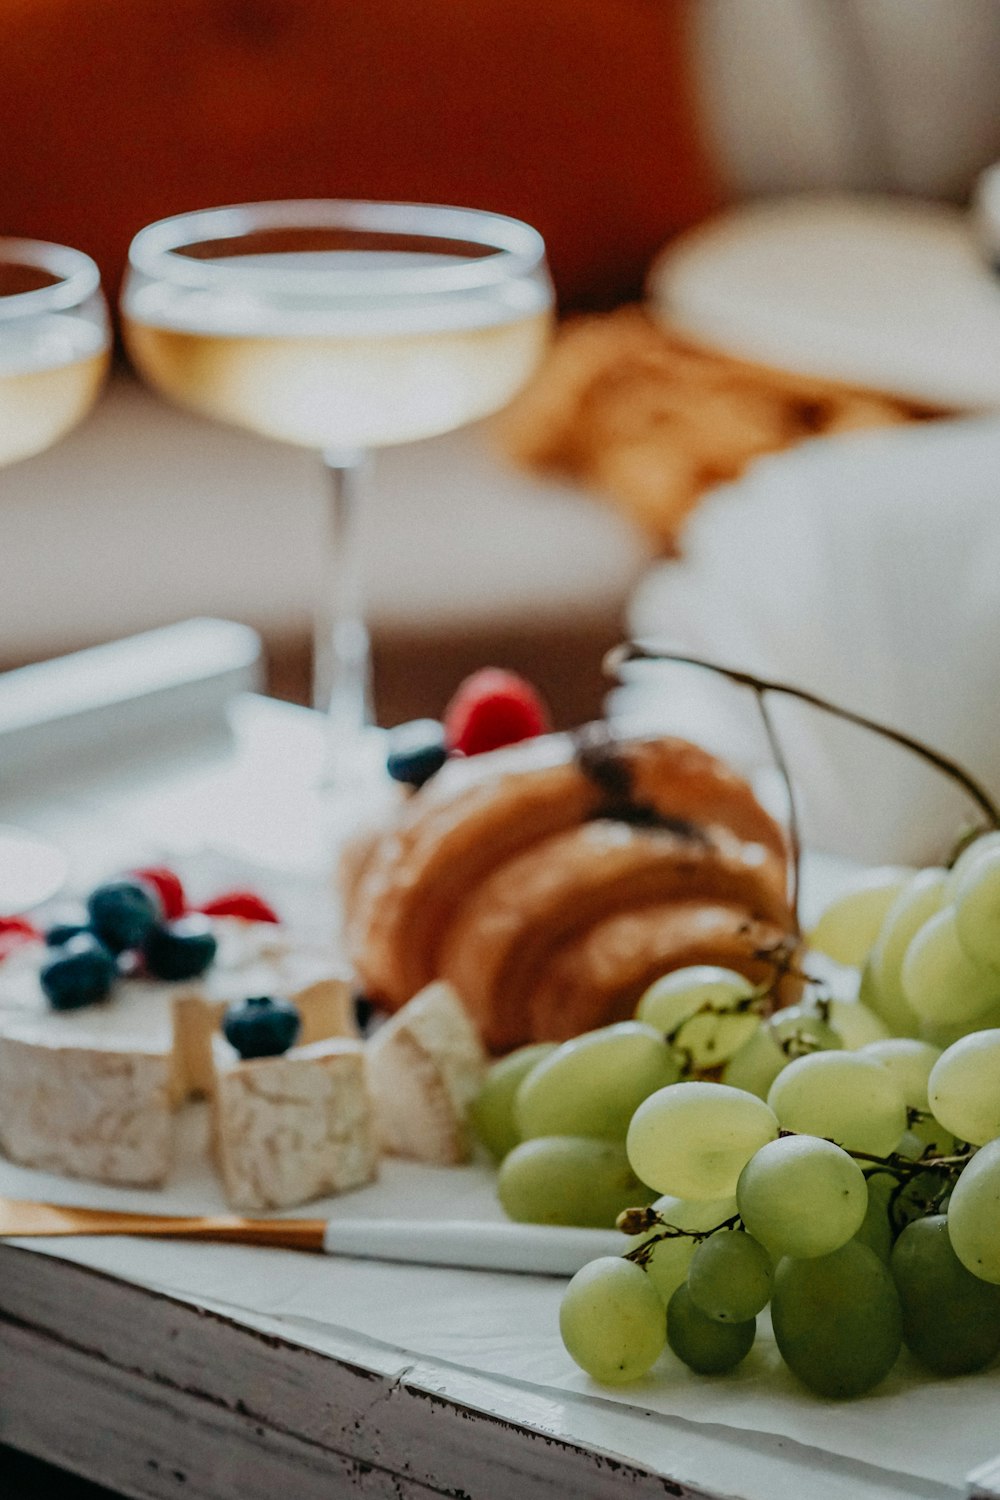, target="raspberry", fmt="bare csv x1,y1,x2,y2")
443,668,551,757
0,916,42,961
131,866,187,920
198,890,280,924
